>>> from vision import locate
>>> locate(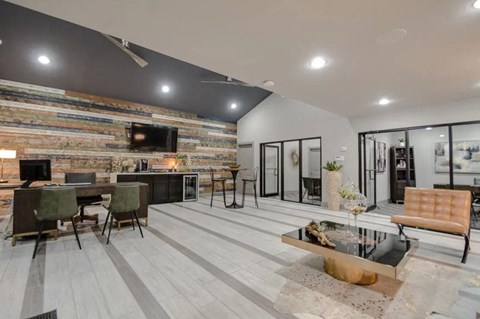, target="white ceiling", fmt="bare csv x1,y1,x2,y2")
7,0,480,118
